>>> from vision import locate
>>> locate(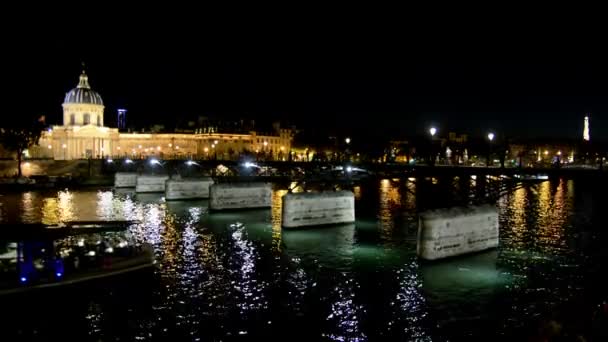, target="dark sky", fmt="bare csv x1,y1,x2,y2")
5,19,607,142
